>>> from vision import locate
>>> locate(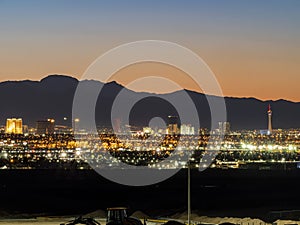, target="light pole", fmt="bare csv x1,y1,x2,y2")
187,160,191,225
